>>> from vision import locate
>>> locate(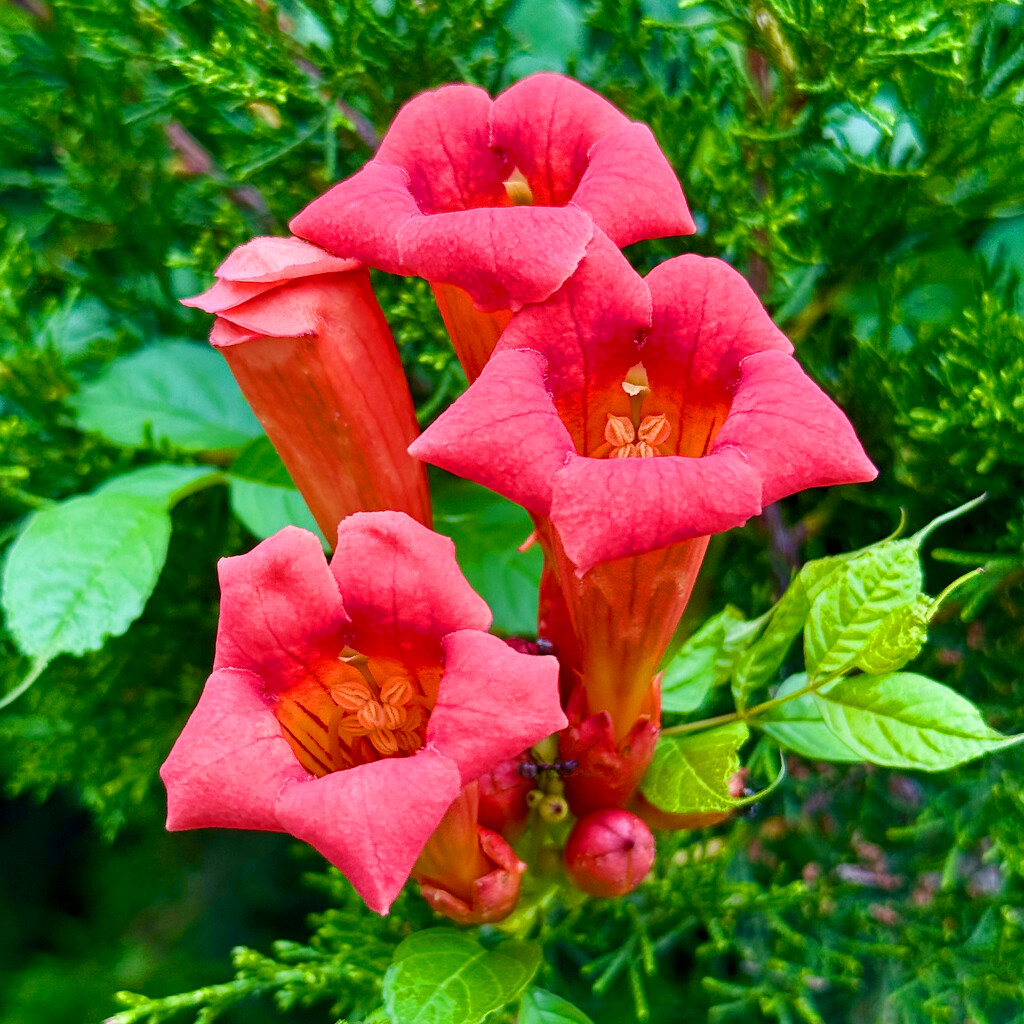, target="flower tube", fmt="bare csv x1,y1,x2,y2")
160,513,566,915
184,236,431,537
410,244,877,812
290,74,693,381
